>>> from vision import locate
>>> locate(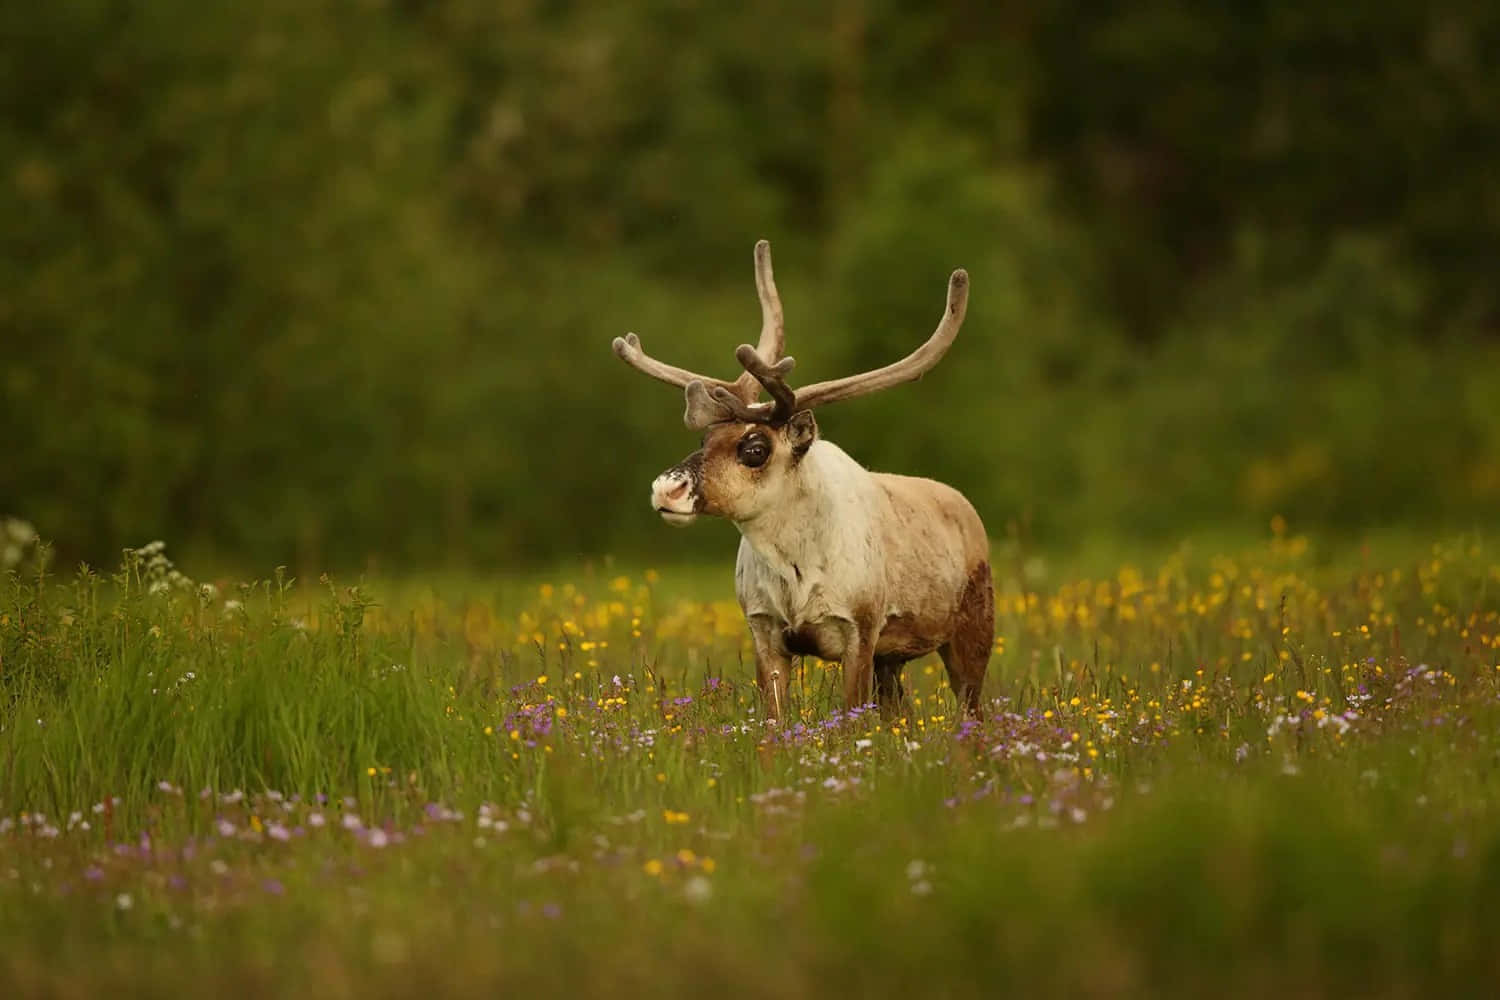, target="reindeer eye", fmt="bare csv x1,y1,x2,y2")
737,433,771,468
